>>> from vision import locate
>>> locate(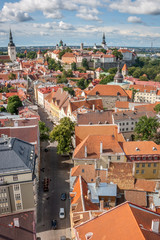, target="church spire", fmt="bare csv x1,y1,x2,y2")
8,29,15,47
102,32,106,45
